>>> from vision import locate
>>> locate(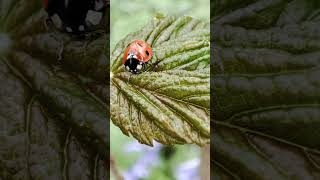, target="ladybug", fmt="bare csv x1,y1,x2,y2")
44,0,107,33
123,39,153,73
